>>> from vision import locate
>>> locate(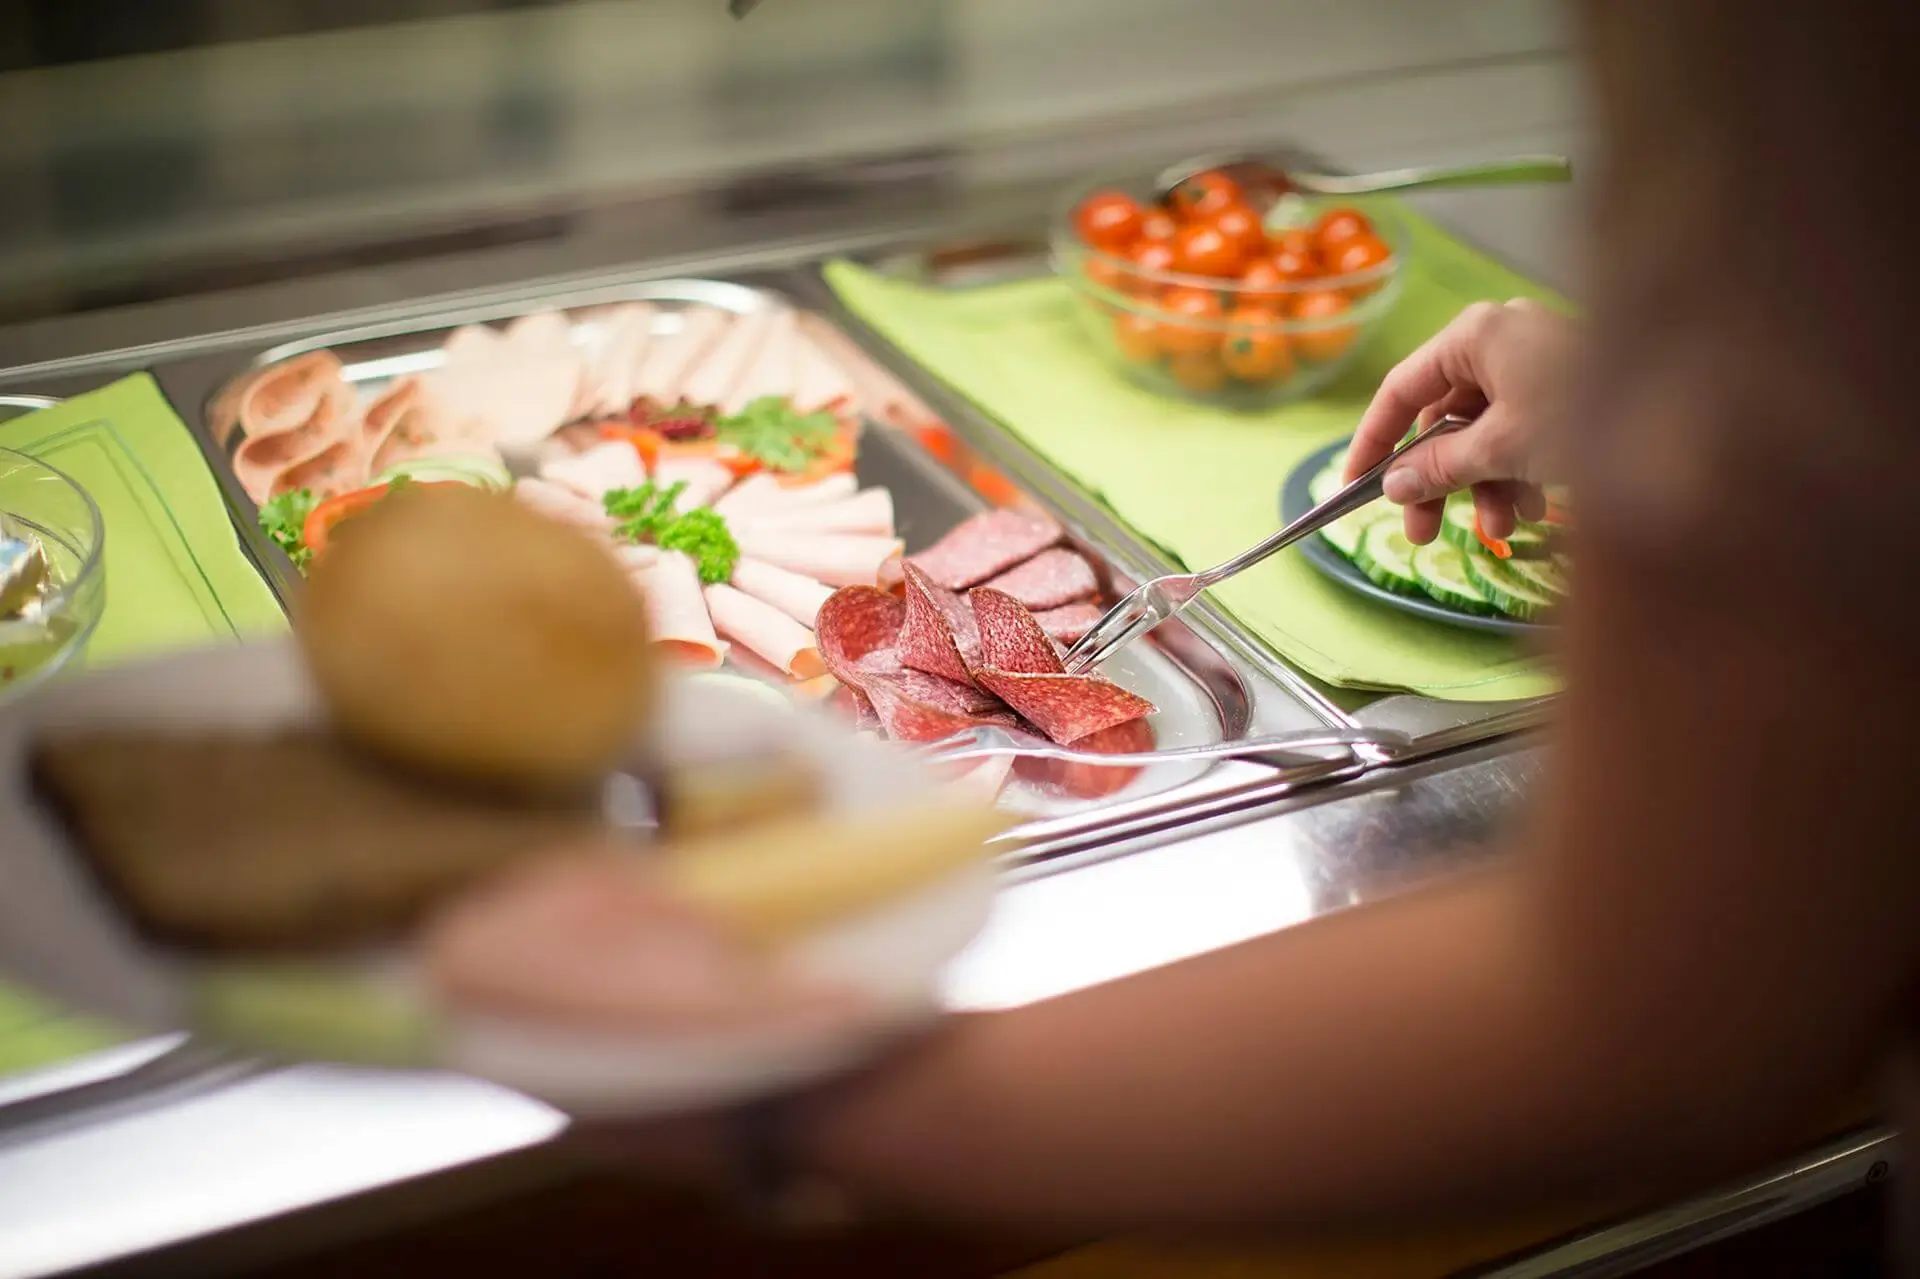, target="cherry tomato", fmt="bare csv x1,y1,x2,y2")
1271,243,1322,283
1220,306,1295,383
1074,190,1145,252
1208,203,1268,260
1238,259,1287,305
1271,227,1317,259
1154,286,1225,355
1081,254,1130,295
1171,221,1247,279
1313,206,1375,254
1112,311,1161,364
1137,209,1179,243
1167,352,1228,393
1167,170,1243,223
1324,232,1394,294
1123,239,1179,294
1290,289,1359,363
